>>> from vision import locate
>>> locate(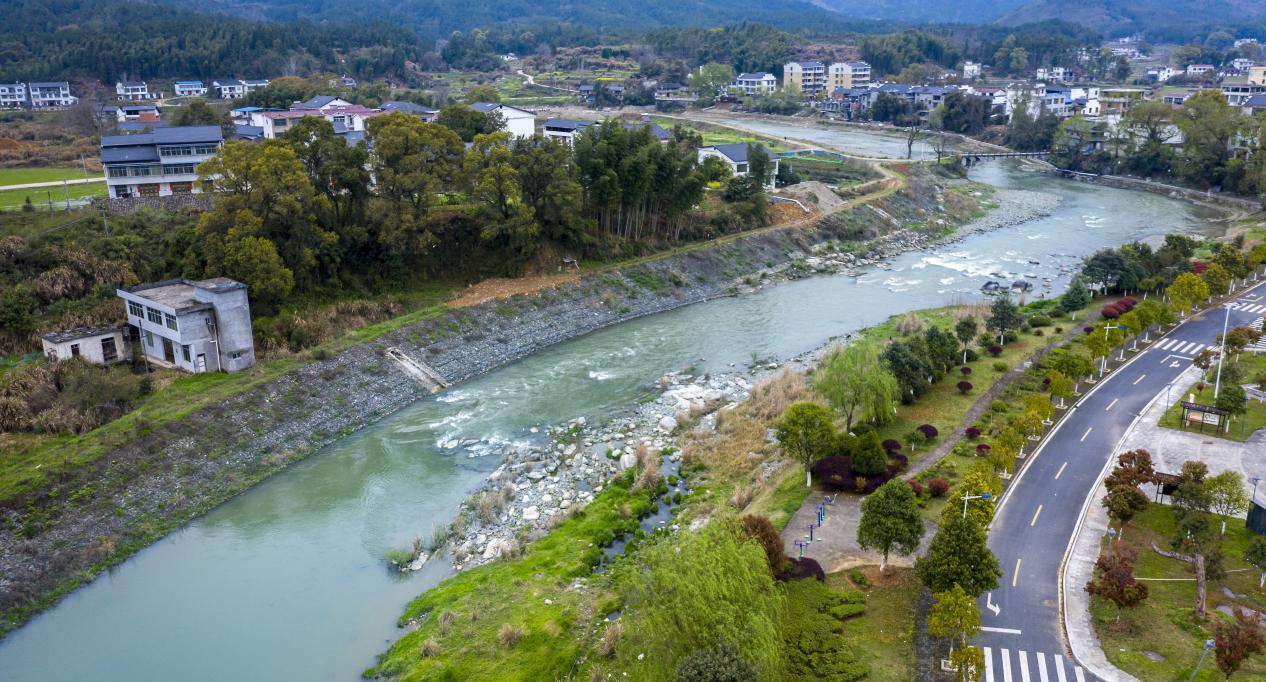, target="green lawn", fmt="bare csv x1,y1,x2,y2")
1092,506,1266,681
1158,353,1266,442
832,567,919,681
0,181,106,211
0,166,94,186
